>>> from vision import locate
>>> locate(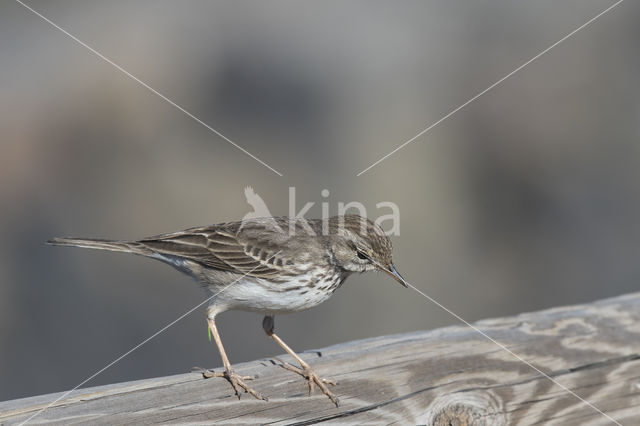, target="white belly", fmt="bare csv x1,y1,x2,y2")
209,272,344,315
